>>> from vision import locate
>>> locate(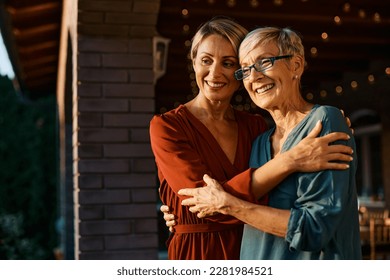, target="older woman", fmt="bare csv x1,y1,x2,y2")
179,26,361,259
